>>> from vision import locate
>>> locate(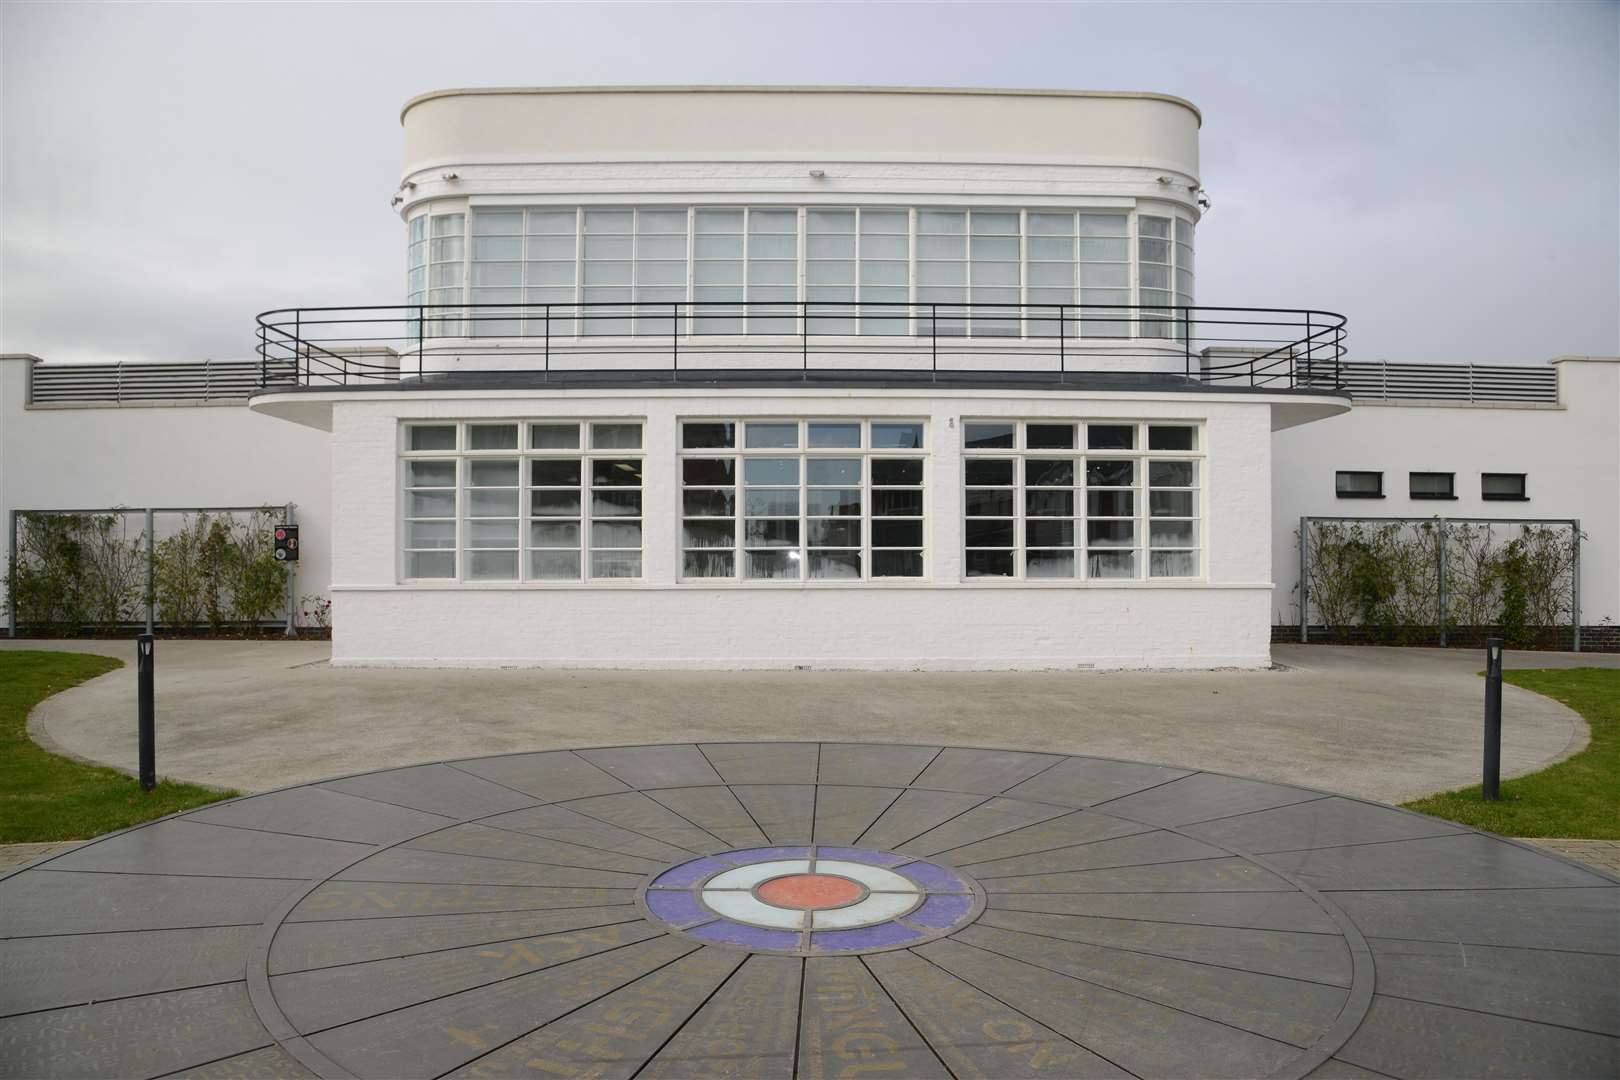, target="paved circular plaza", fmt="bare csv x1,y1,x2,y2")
1,743,1615,1079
